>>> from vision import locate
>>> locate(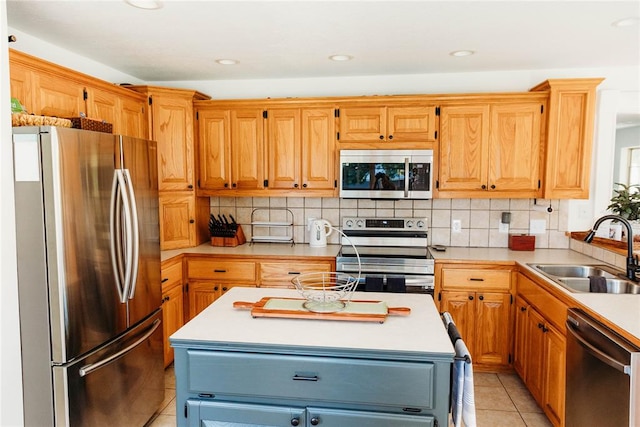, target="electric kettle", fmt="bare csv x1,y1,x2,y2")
309,219,333,247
